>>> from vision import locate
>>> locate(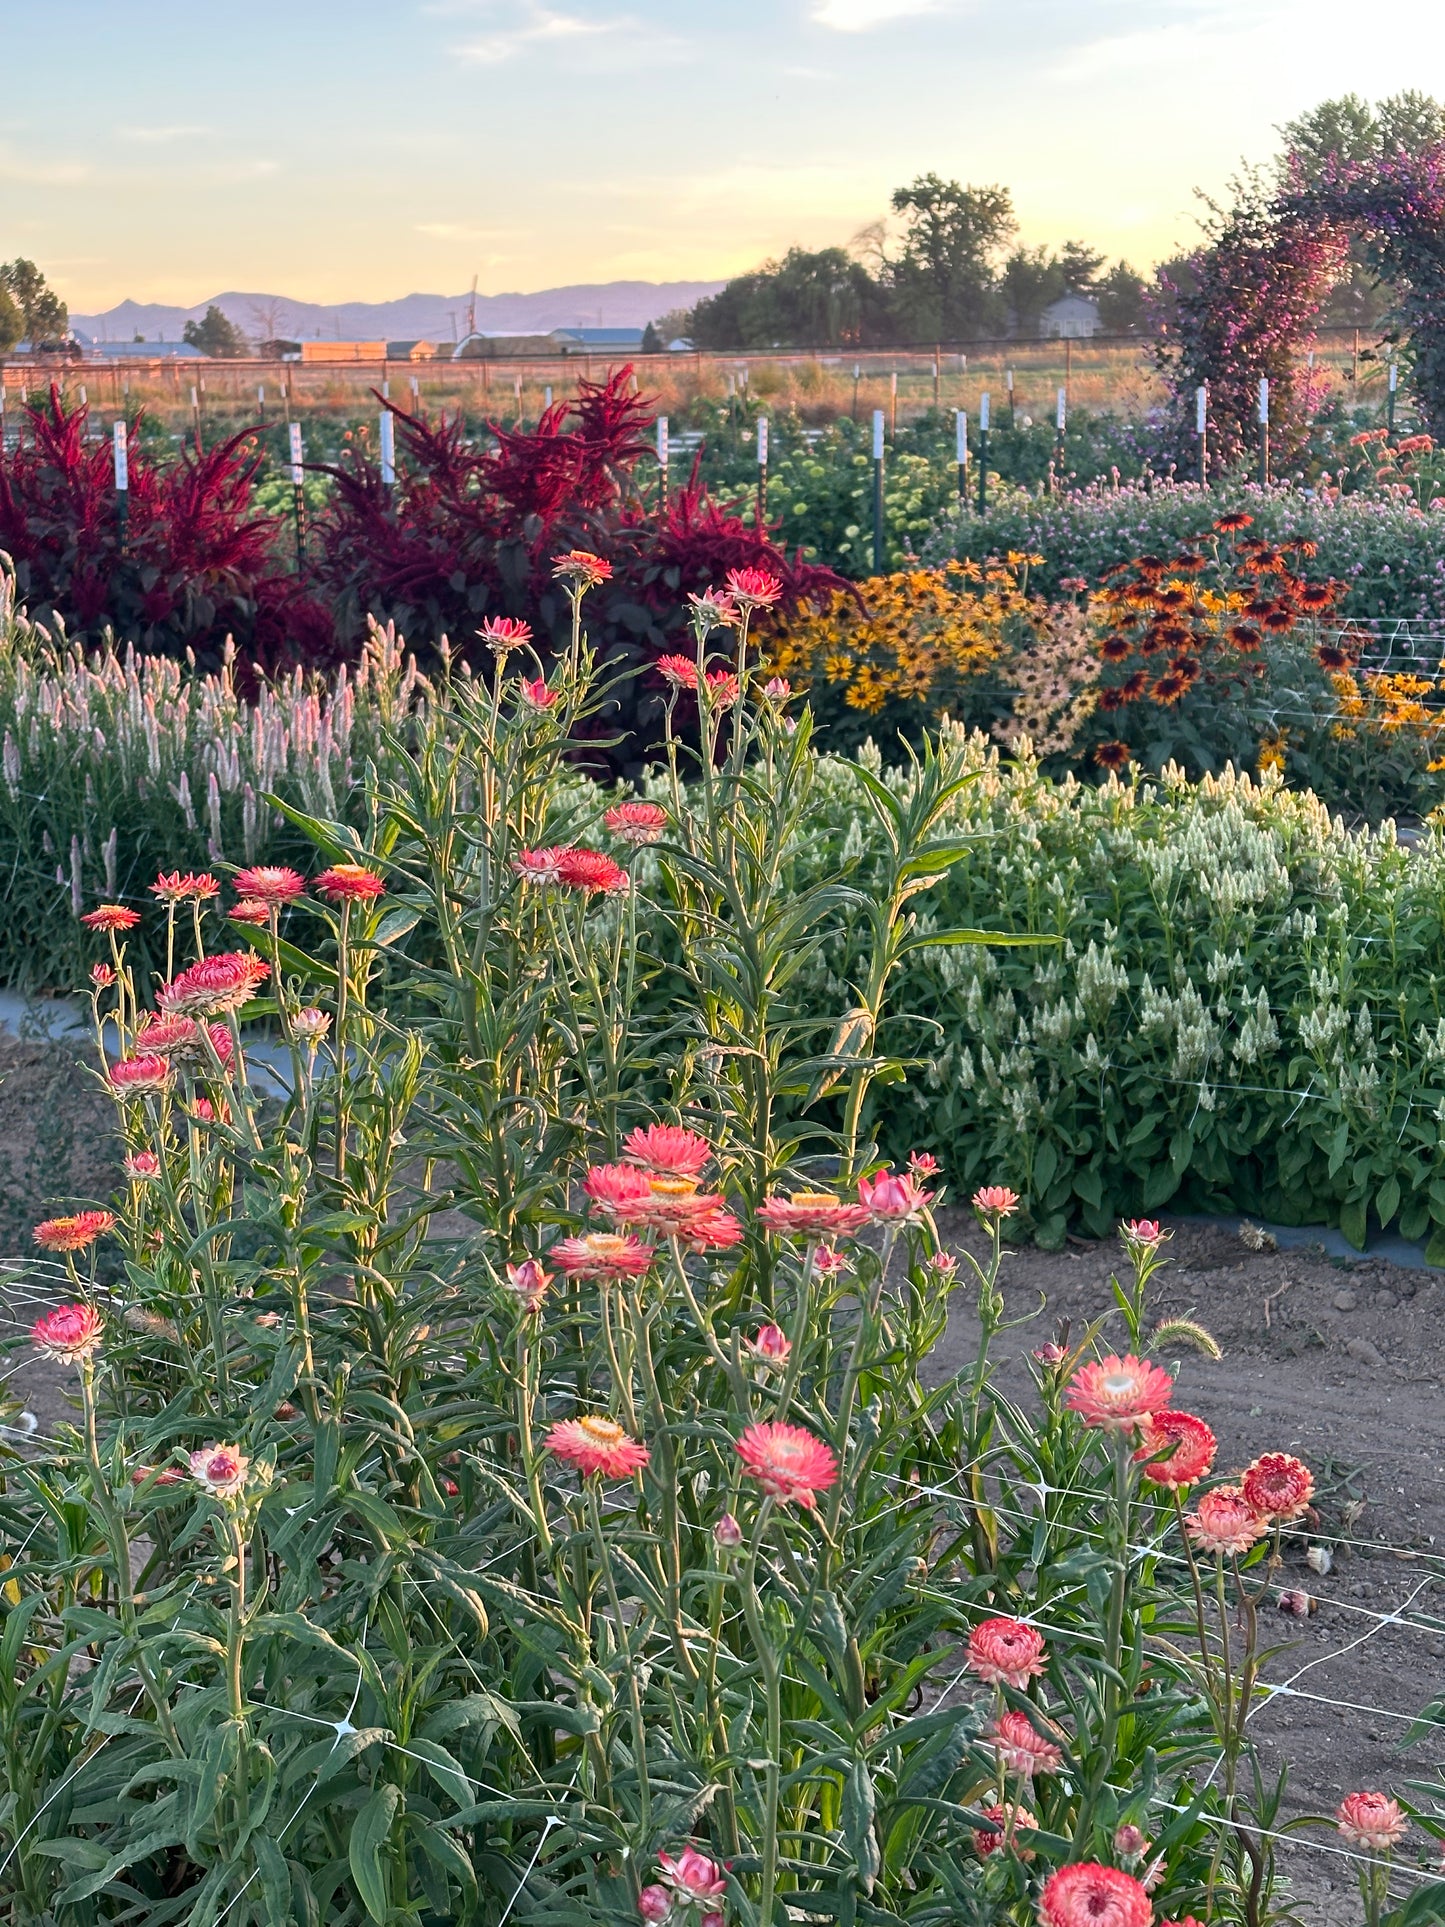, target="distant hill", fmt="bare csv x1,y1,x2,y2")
71,280,723,345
